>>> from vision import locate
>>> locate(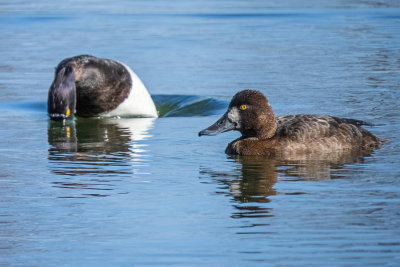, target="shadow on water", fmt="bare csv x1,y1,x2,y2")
200,150,374,219
47,117,154,197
